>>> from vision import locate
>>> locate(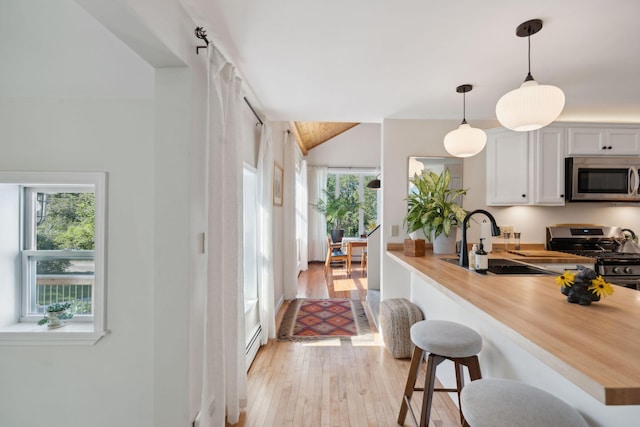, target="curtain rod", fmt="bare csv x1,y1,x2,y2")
193,27,264,126
194,27,209,54
243,97,264,126
325,166,379,173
